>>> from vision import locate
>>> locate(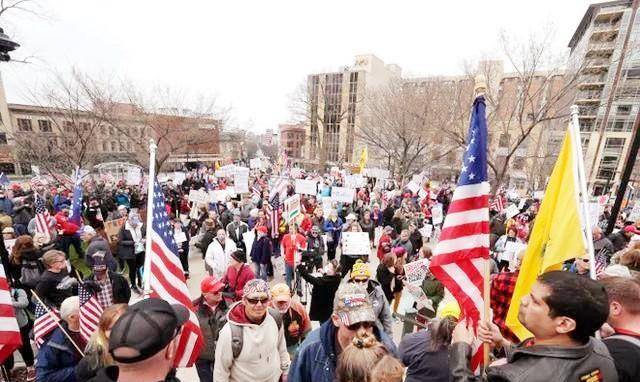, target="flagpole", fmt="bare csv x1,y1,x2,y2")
31,291,85,357
570,105,596,280
143,138,158,296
